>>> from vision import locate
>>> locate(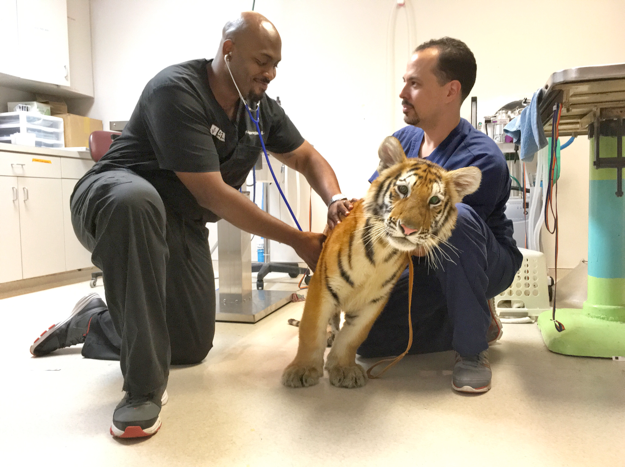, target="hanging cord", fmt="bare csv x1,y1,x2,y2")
245,105,304,232
545,103,565,332
366,255,414,379
523,161,528,248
